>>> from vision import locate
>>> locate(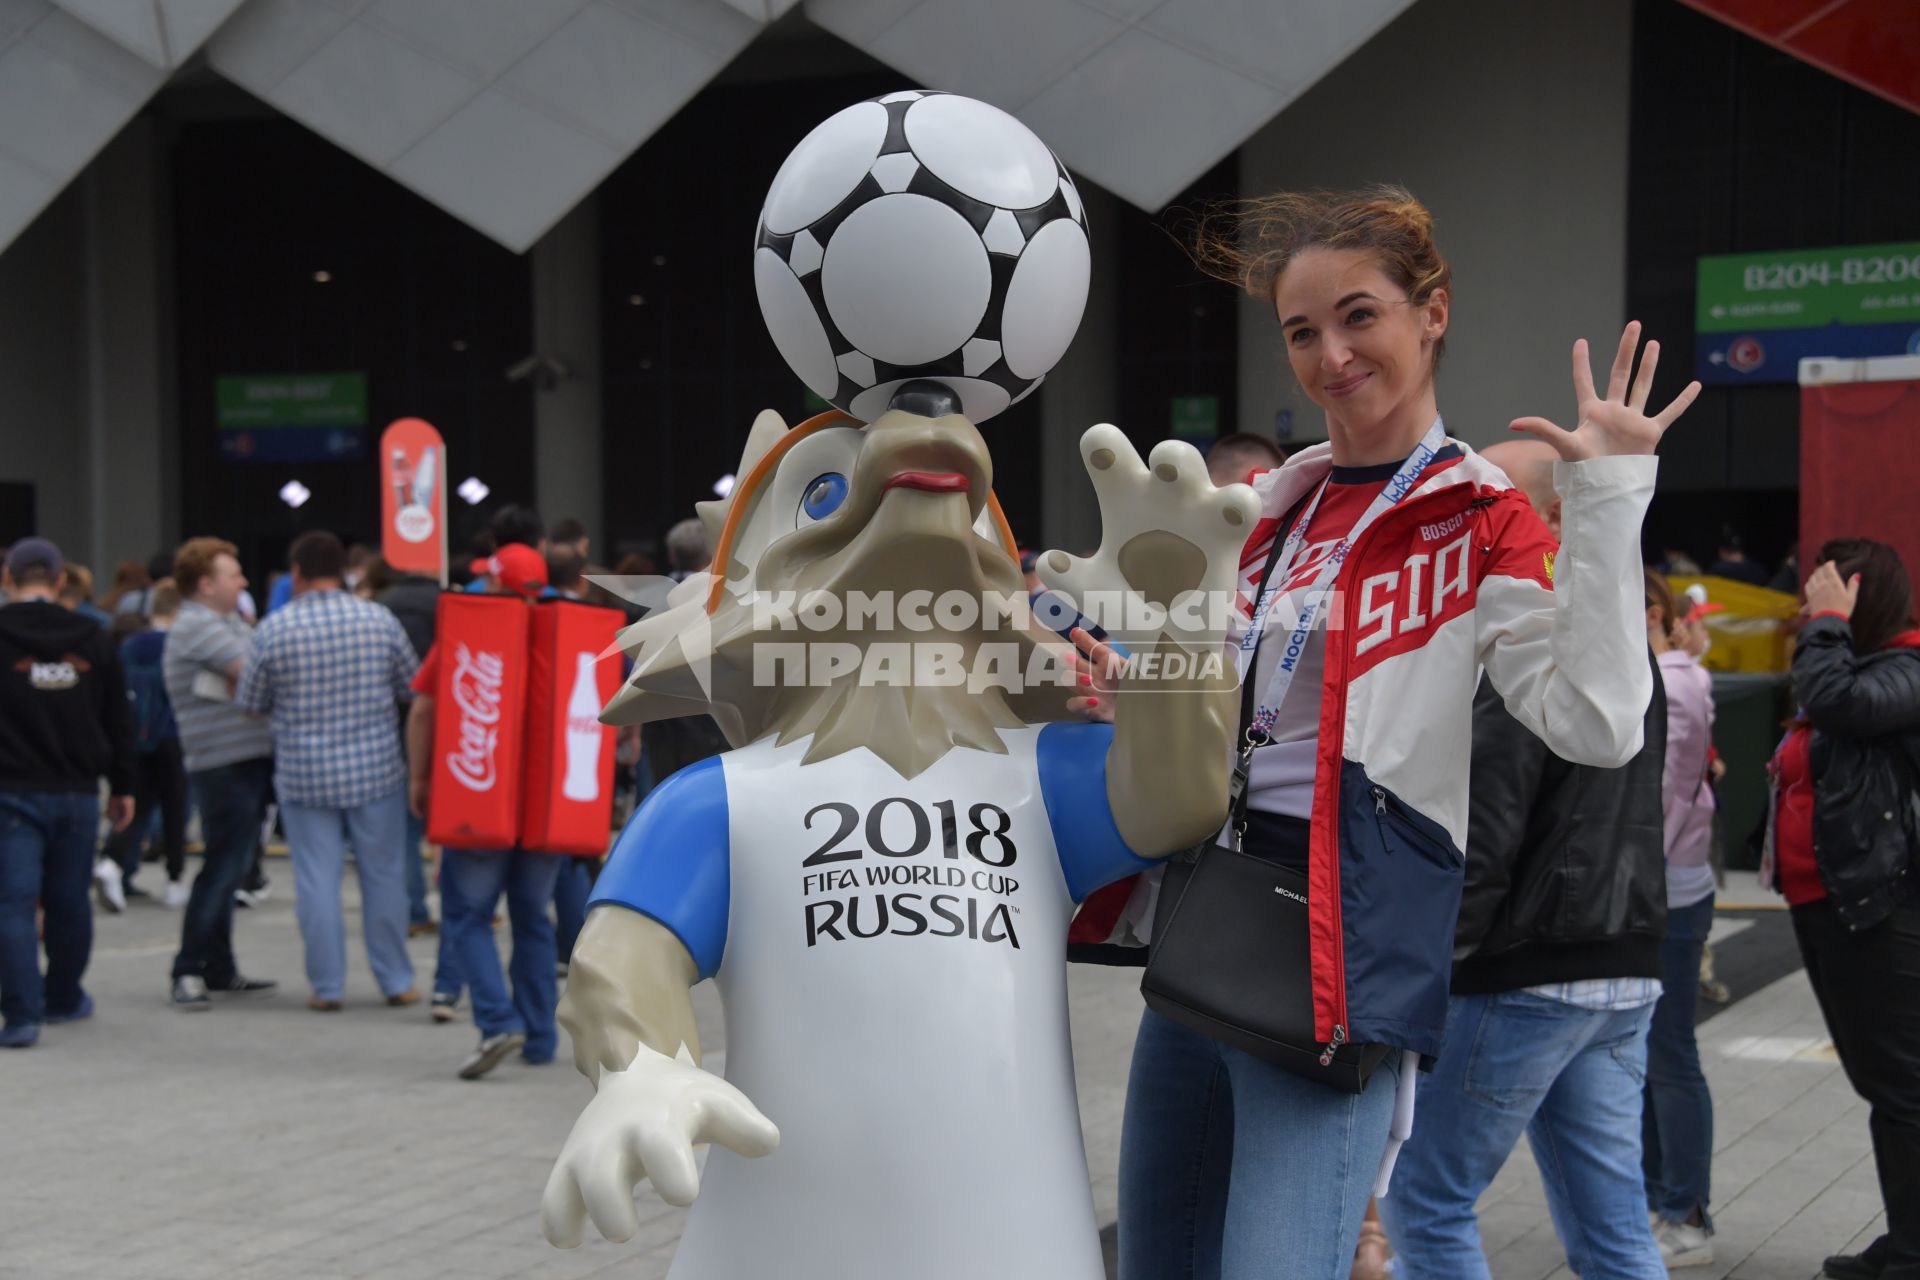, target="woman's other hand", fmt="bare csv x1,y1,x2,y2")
1509,321,1702,460
1804,560,1860,620
1067,626,1120,724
